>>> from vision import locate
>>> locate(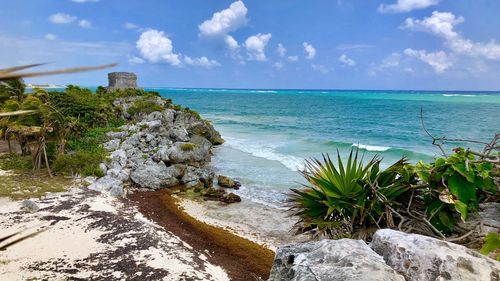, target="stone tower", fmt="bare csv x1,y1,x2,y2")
108,72,137,91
